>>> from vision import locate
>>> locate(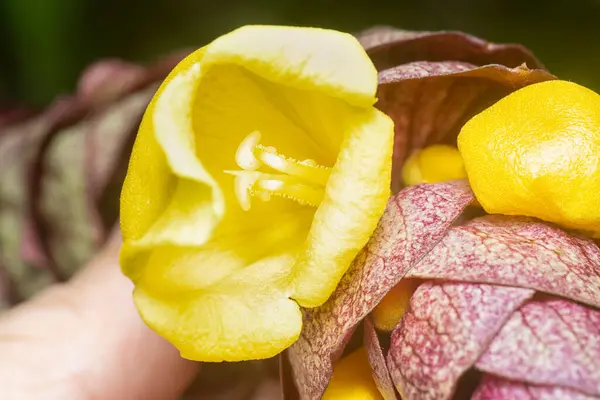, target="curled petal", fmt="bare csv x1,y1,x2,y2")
292,108,393,307
375,61,555,192
356,26,544,71
472,375,597,400
364,318,399,400
287,181,473,399
387,282,533,400
476,298,600,397
410,215,600,308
